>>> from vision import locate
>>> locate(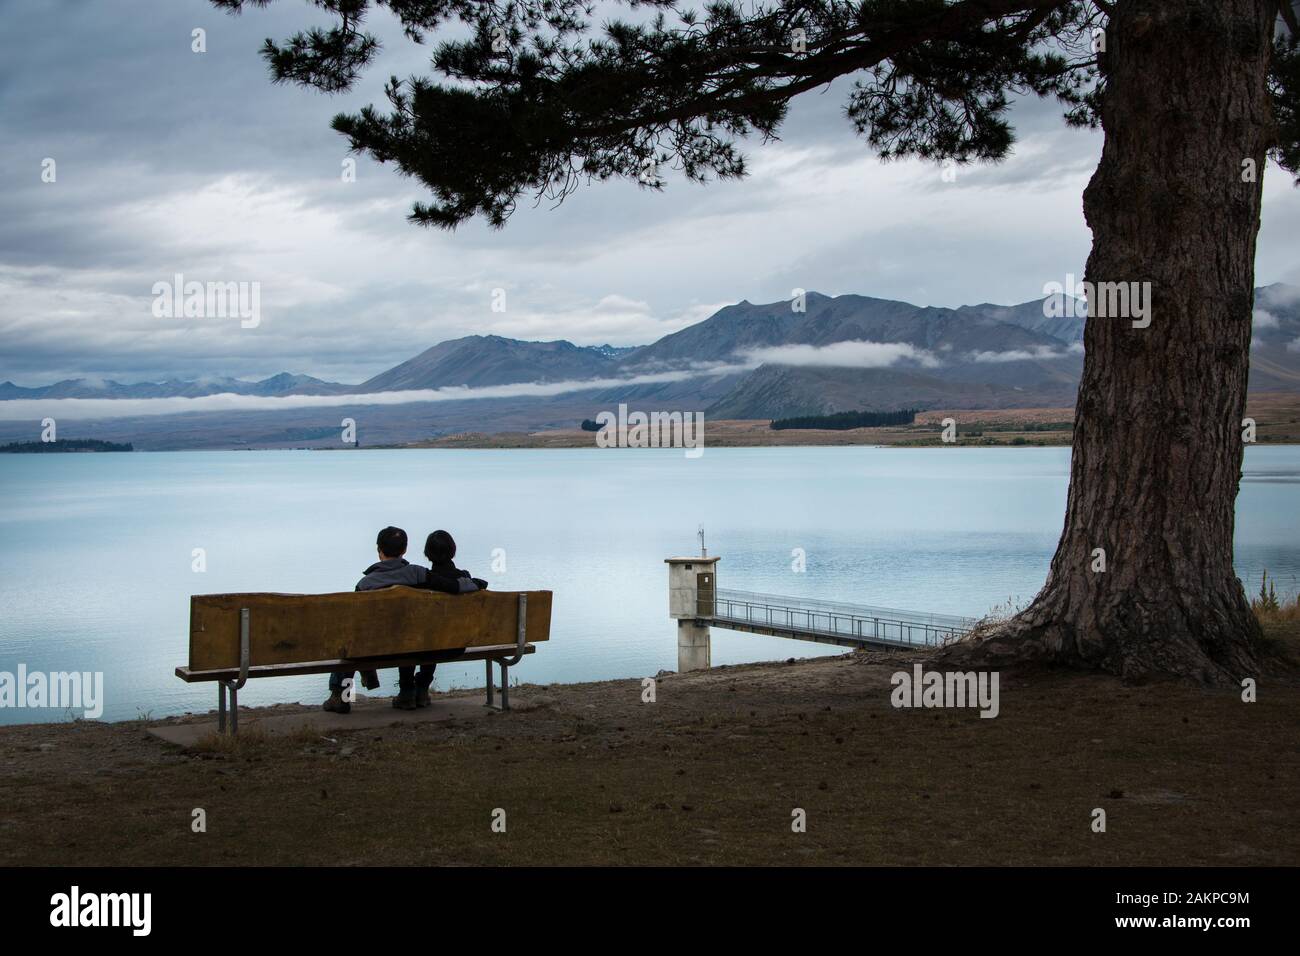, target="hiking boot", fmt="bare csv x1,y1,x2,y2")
415,665,436,708
323,691,351,715
392,687,417,710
